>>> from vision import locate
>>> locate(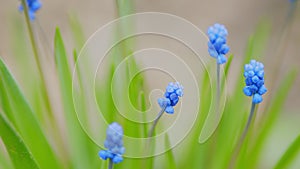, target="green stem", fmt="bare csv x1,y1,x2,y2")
20,0,54,119
239,102,256,144
216,62,220,106
229,102,256,169
216,62,221,125
108,159,113,169
148,105,167,138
